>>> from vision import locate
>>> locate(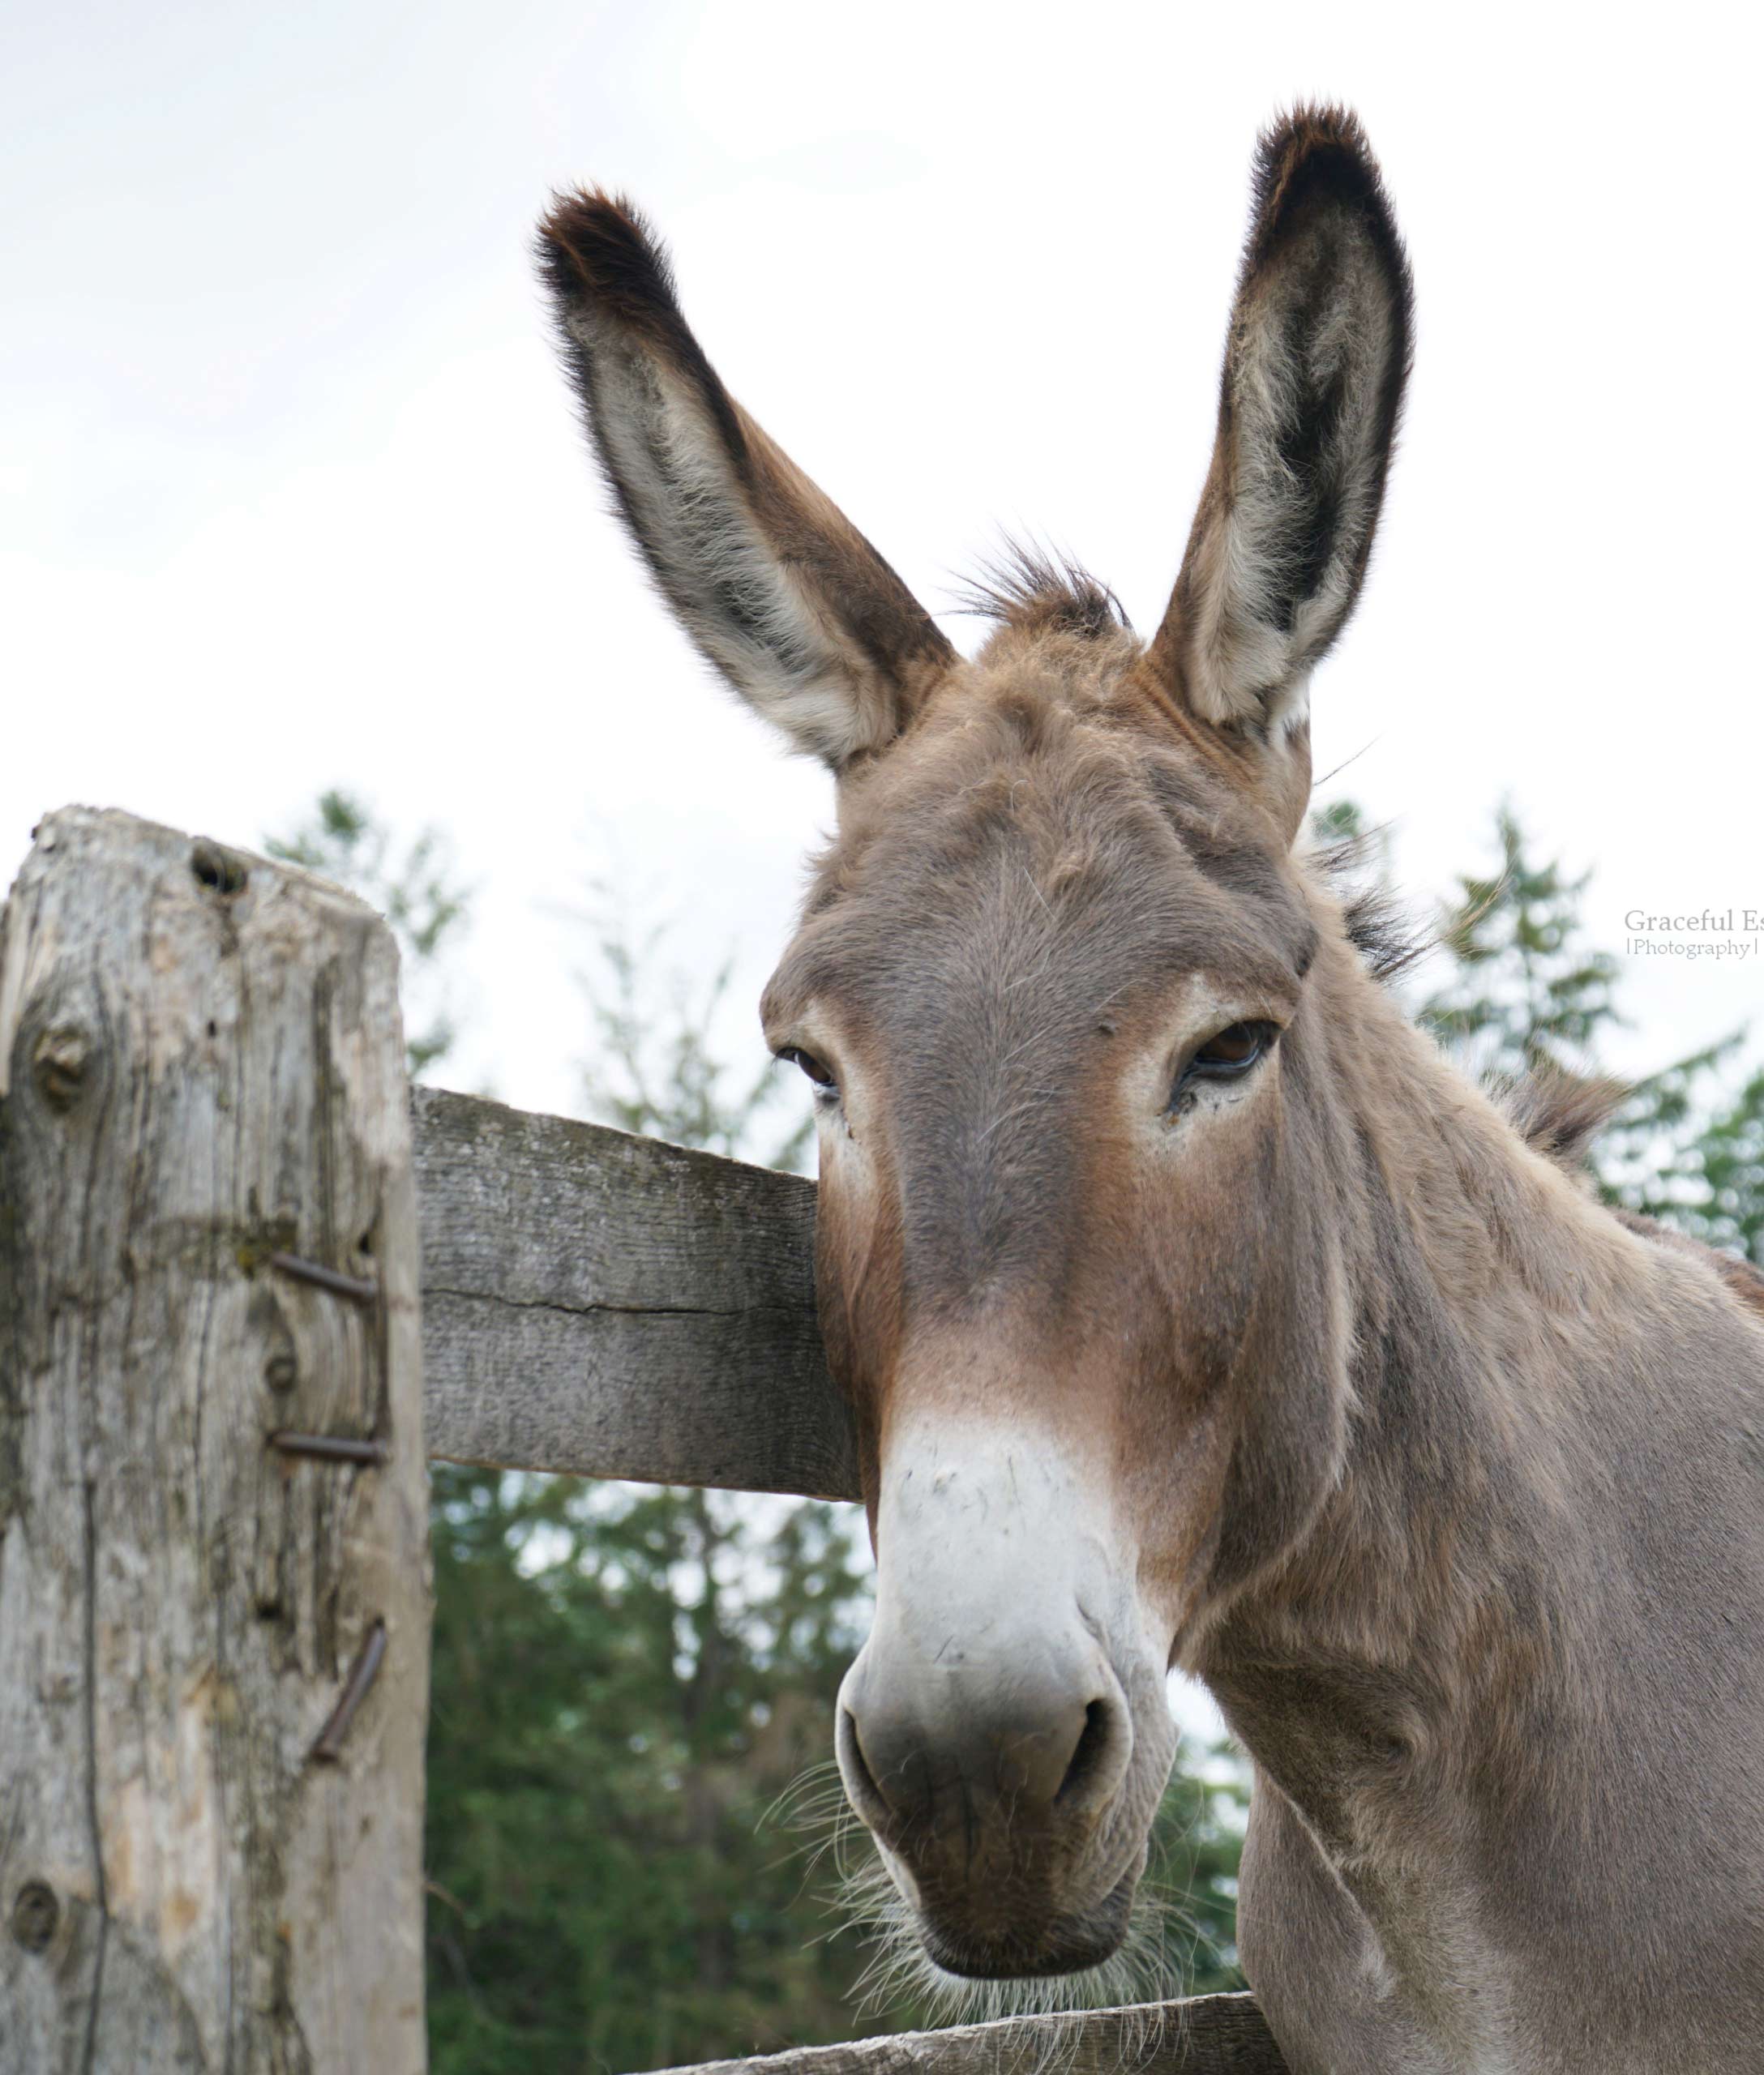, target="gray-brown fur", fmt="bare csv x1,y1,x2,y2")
540,105,1764,2072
